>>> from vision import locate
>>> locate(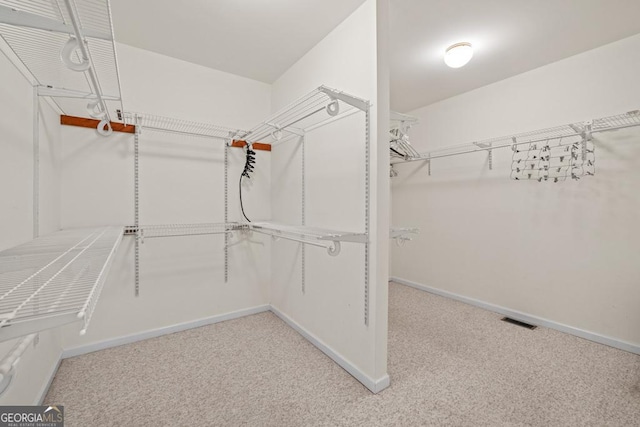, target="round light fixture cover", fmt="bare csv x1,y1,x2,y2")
444,42,473,68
